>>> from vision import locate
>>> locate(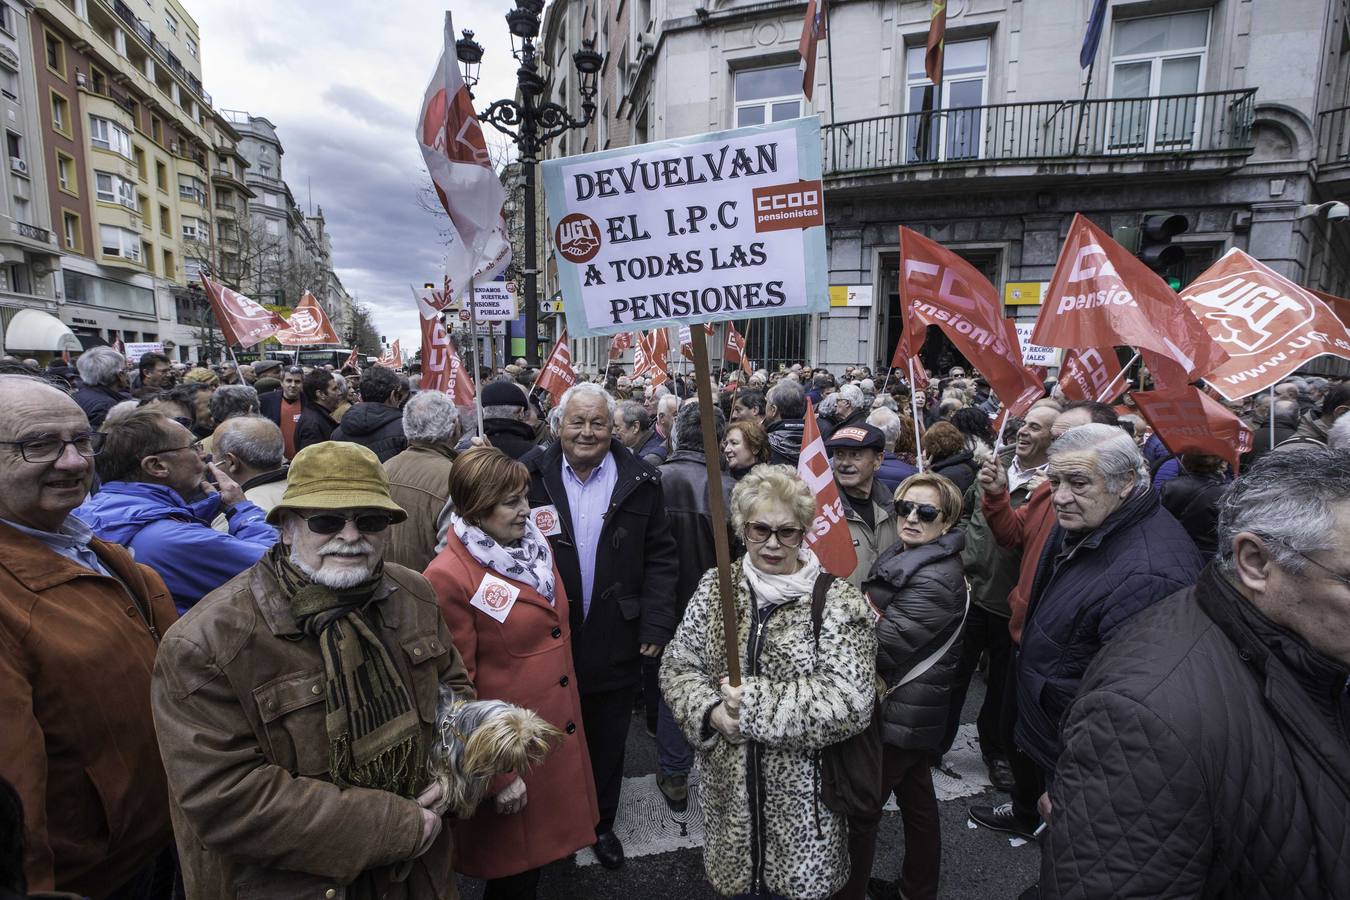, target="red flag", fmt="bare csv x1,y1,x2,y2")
275,291,342,346
1057,347,1123,403
1031,214,1228,381
1131,384,1254,474
343,347,360,371
1178,248,1350,401
534,331,577,404
607,332,633,360
907,356,930,391
633,329,670,384
198,274,287,349
891,227,1044,417
416,295,472,405
1311,289,1350,329
725,322,753,376
111,337,125,356
798,397,858,578
925,0,947,83
678,323,714,361
797,0,826,101
416,278,455,314
375,339,401,369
